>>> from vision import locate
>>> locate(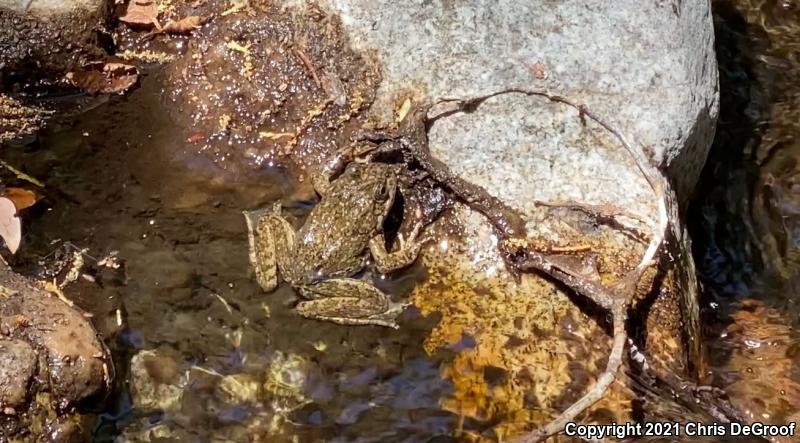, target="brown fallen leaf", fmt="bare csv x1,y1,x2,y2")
2,187,40,211
119,0,160,28
160,15,207,34
65,62,139,94
258,131,294,140
0,197,21,254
